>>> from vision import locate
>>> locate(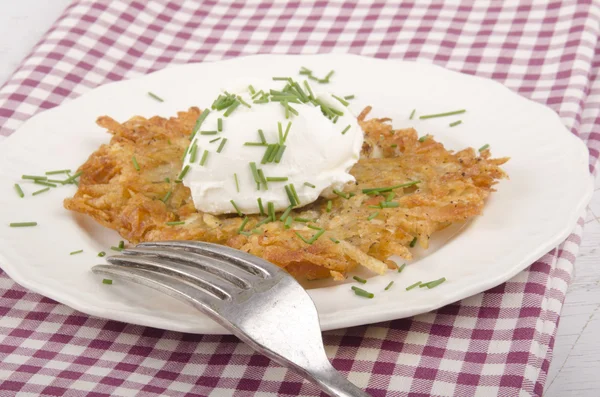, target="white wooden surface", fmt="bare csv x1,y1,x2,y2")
0,2,598,395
